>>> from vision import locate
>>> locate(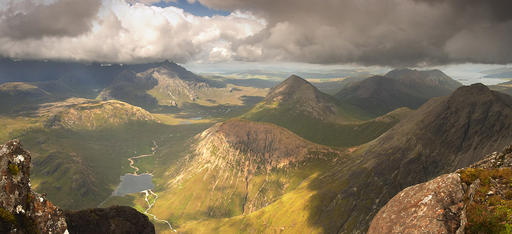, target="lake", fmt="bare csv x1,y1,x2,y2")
113,173,154,196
